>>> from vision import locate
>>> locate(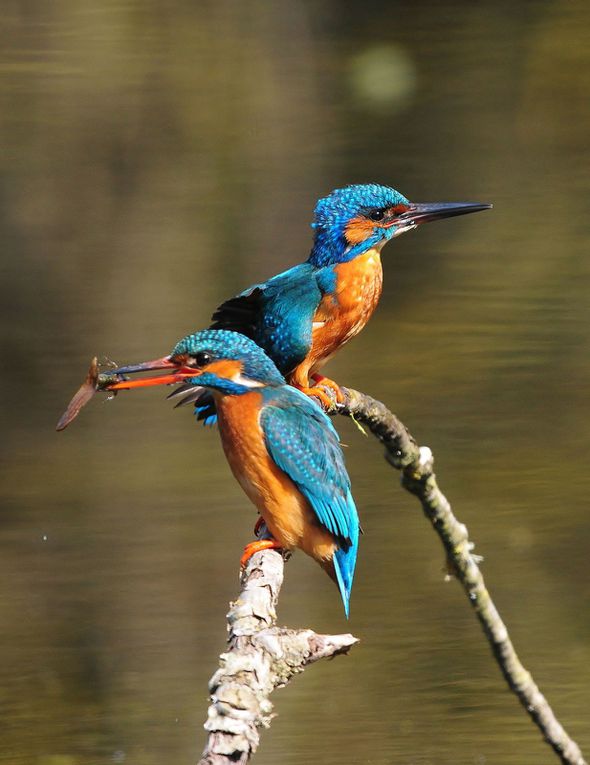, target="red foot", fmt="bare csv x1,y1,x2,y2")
311,374,345,404
297,386,334,410
296,378,345,410
240,539,283,568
